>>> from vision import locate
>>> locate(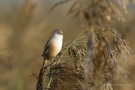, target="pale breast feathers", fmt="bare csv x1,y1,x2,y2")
48,38,62,58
